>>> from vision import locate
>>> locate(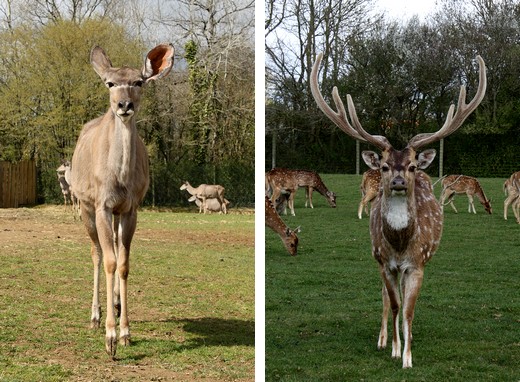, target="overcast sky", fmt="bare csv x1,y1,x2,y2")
376,0,439,20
